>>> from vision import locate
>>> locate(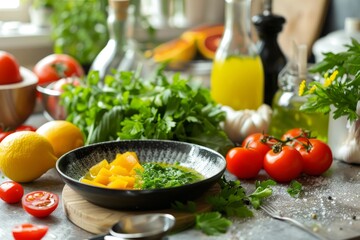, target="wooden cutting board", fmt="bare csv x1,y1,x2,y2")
62,184,220,235
251,0,329,58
